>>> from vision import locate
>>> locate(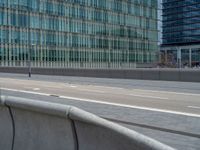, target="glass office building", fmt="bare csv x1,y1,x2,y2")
163,0,200,46
0,0,158,68
162,0,200,67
